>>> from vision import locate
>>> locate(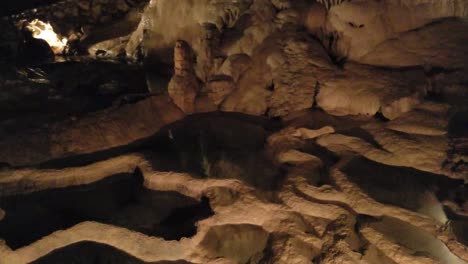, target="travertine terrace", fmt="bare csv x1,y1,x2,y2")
0,1,467,263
